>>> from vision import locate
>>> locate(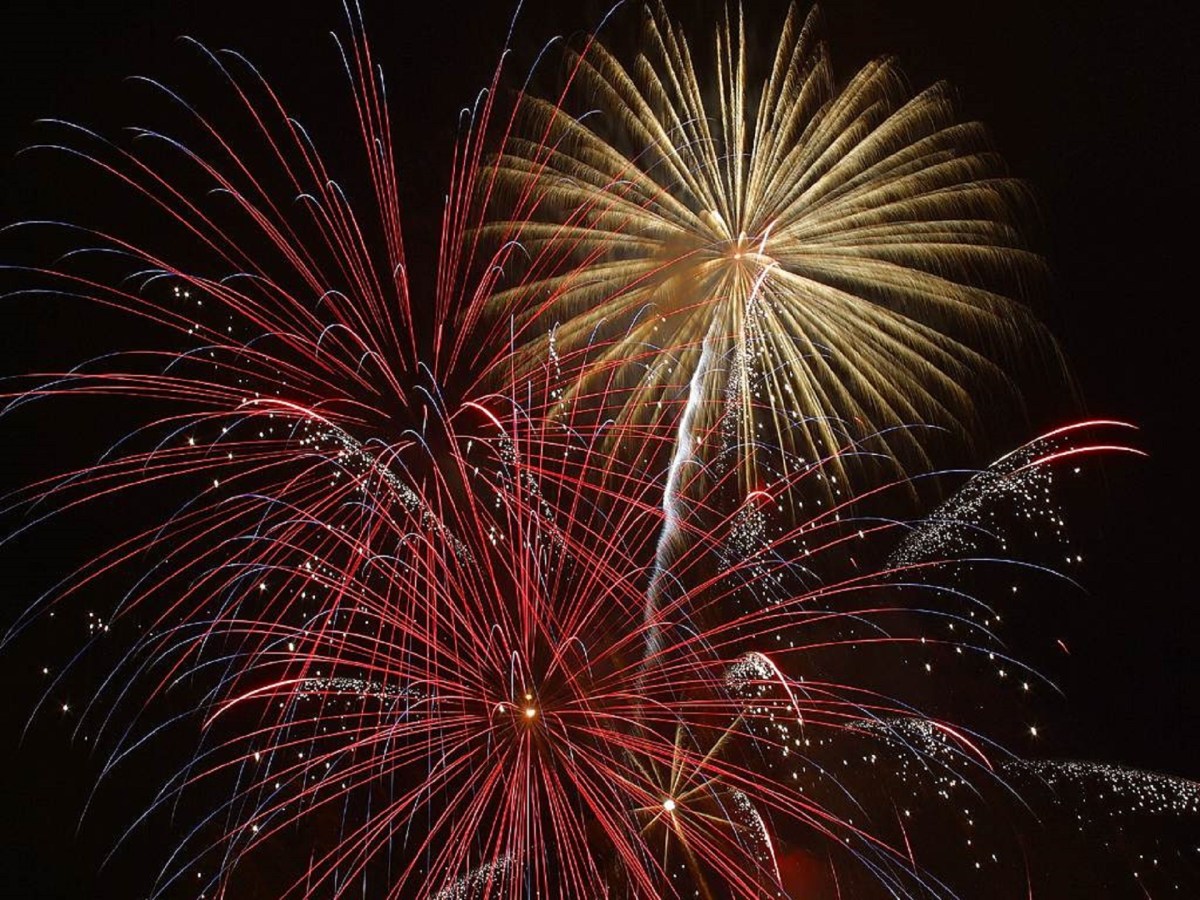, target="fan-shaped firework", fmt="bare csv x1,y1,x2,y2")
488,2,1062,494
0,8,555,650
